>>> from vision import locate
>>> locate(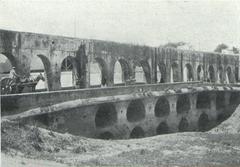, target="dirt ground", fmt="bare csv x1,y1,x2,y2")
1,105,240,167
